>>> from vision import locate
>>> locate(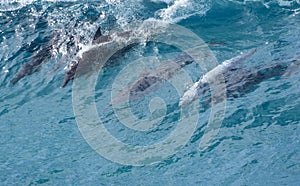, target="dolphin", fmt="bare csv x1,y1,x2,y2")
61,28,140,87
11,30,62,85
12,25,108,86
179,49,299,107
11,25,126,86
106,53,194,108
11,47,52,85
179,48,257,106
